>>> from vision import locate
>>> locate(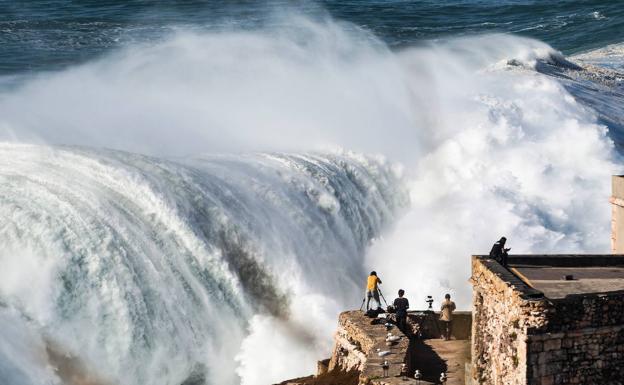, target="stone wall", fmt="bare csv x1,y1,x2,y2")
527,325,624,385
407,311,472,340
471,255,624,385
328,312,373,372
547,292,624,331
470,256,551,385
525,291,624,385
329,311,422,385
